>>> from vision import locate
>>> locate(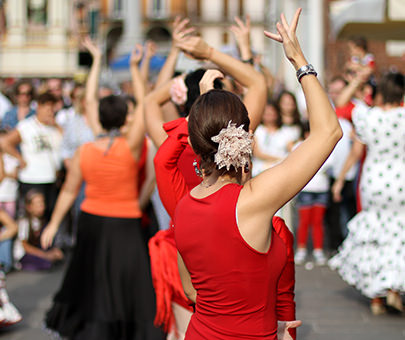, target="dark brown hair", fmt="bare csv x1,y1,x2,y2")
14,80,35,99
188,89,250,182
349,36,368,52
37,91,58,105
264,99,282,129
276,90,301,126
377,72,405,105
183,68,223,117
